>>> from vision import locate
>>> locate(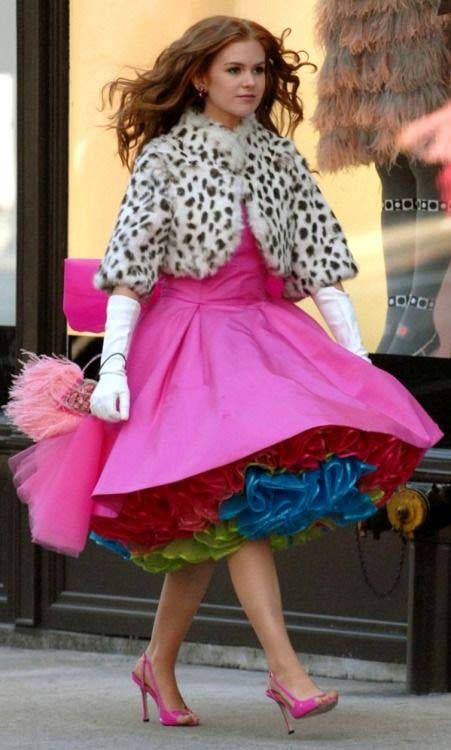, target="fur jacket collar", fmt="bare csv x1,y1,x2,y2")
94,108,358,300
